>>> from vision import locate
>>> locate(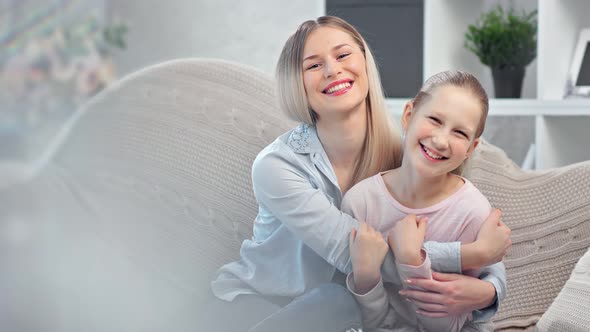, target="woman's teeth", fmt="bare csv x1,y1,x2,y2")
325,82,351,94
